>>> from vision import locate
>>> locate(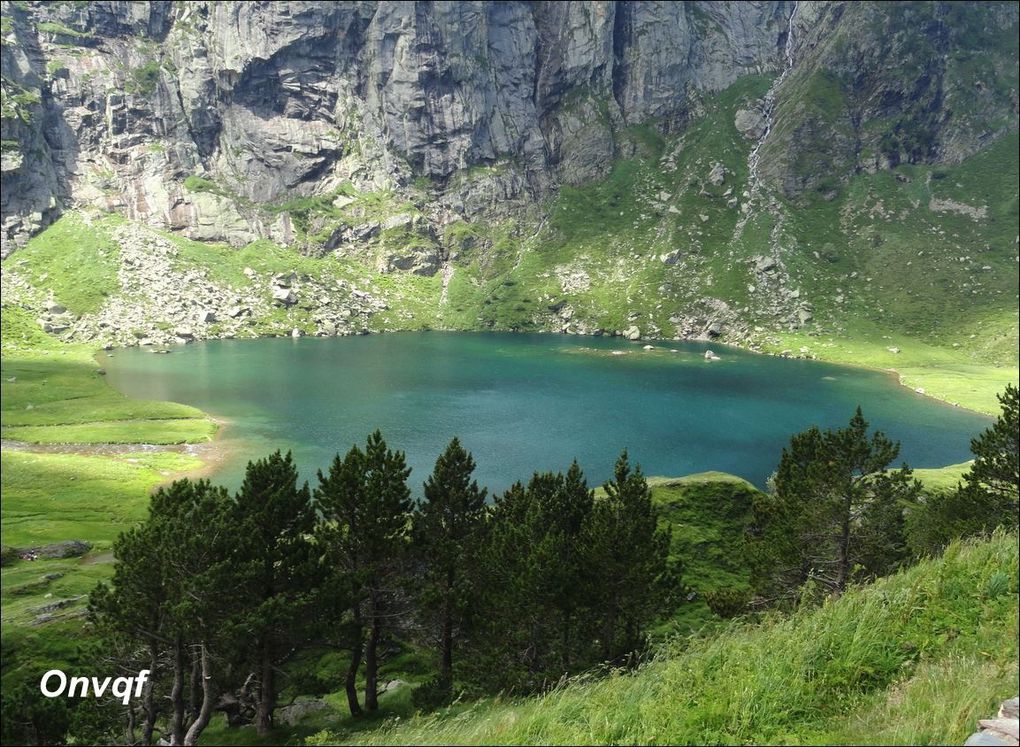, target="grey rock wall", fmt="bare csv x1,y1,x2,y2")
1,1,1015,254
0,0,793,252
